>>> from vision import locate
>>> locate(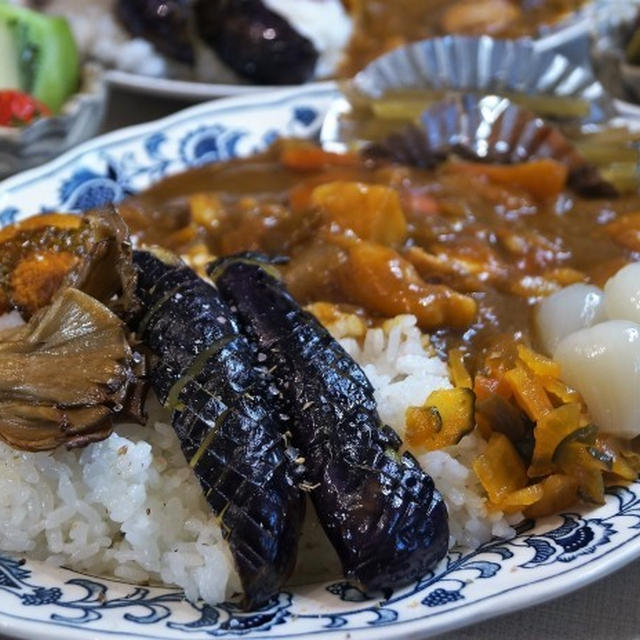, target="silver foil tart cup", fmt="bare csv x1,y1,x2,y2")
0,64,107,178
352,35,612,122
589,0,640,103
321,35,613,152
